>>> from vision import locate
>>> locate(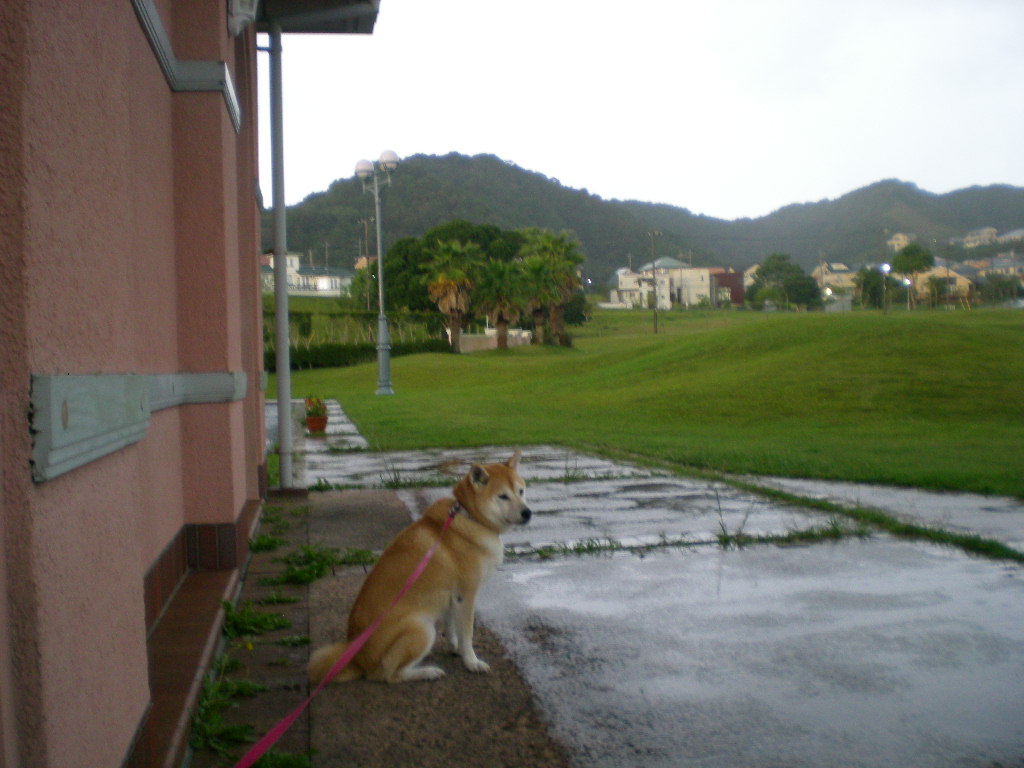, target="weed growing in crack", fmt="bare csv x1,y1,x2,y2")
258,590,301,606
716,491,753,550
530,537,623,560
379,457,405,488
189,673,255,759
261,507,292,536
222,601,291,638
561,453,588,483
250,533,286,553
337,547,377,567
189,647,311,766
